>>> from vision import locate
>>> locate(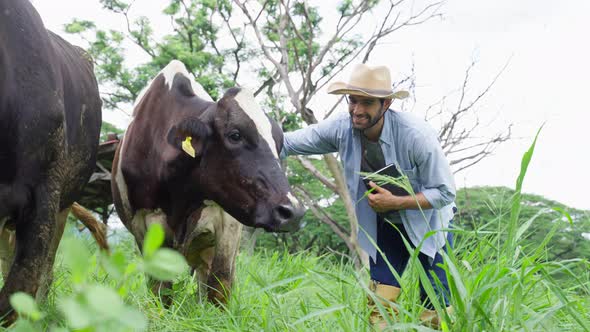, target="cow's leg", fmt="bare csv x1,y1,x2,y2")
189,236,215,302
183,208,217,302
35,207,68,301
206,212,242,304
0,223,15,281
140,210,175,305
0,183,59,325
